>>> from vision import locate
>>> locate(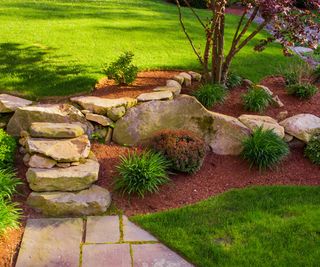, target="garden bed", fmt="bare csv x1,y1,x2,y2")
2,70,320,266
